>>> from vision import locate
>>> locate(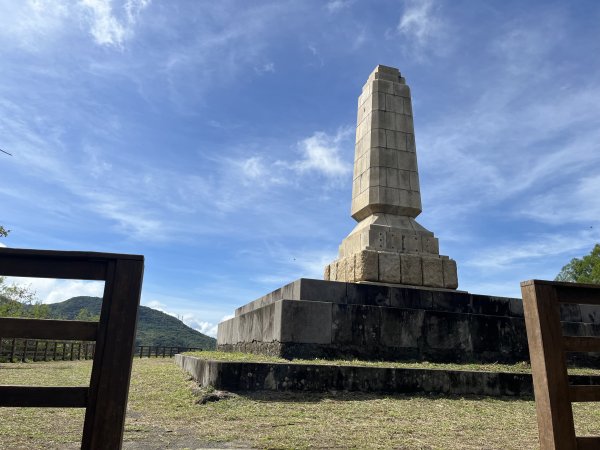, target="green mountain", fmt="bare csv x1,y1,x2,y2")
47,296,216,349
